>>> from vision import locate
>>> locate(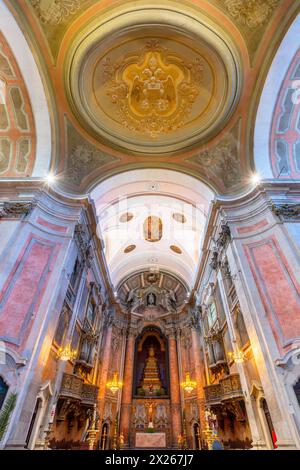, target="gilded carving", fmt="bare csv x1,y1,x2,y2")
223,0,279,29
103,41,204,139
